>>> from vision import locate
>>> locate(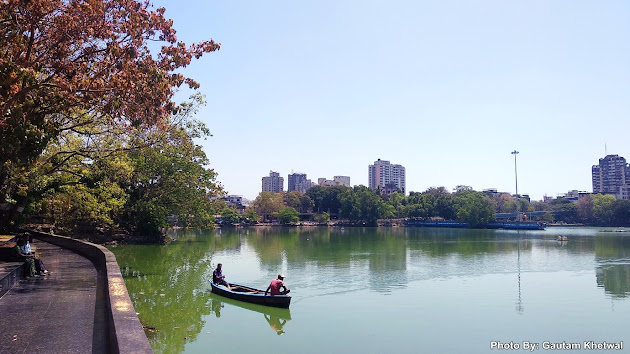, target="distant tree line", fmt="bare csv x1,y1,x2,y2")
247,185,496,227
243,185,630,227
